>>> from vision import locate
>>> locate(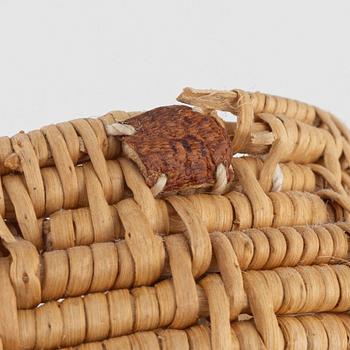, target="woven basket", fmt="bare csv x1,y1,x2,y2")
0,87,350,350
